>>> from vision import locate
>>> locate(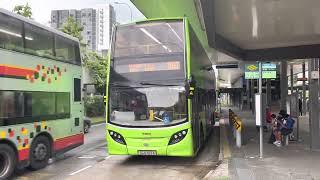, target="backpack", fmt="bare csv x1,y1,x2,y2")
285,117,295,129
